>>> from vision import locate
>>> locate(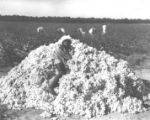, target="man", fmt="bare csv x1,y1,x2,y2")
48,37,73,95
